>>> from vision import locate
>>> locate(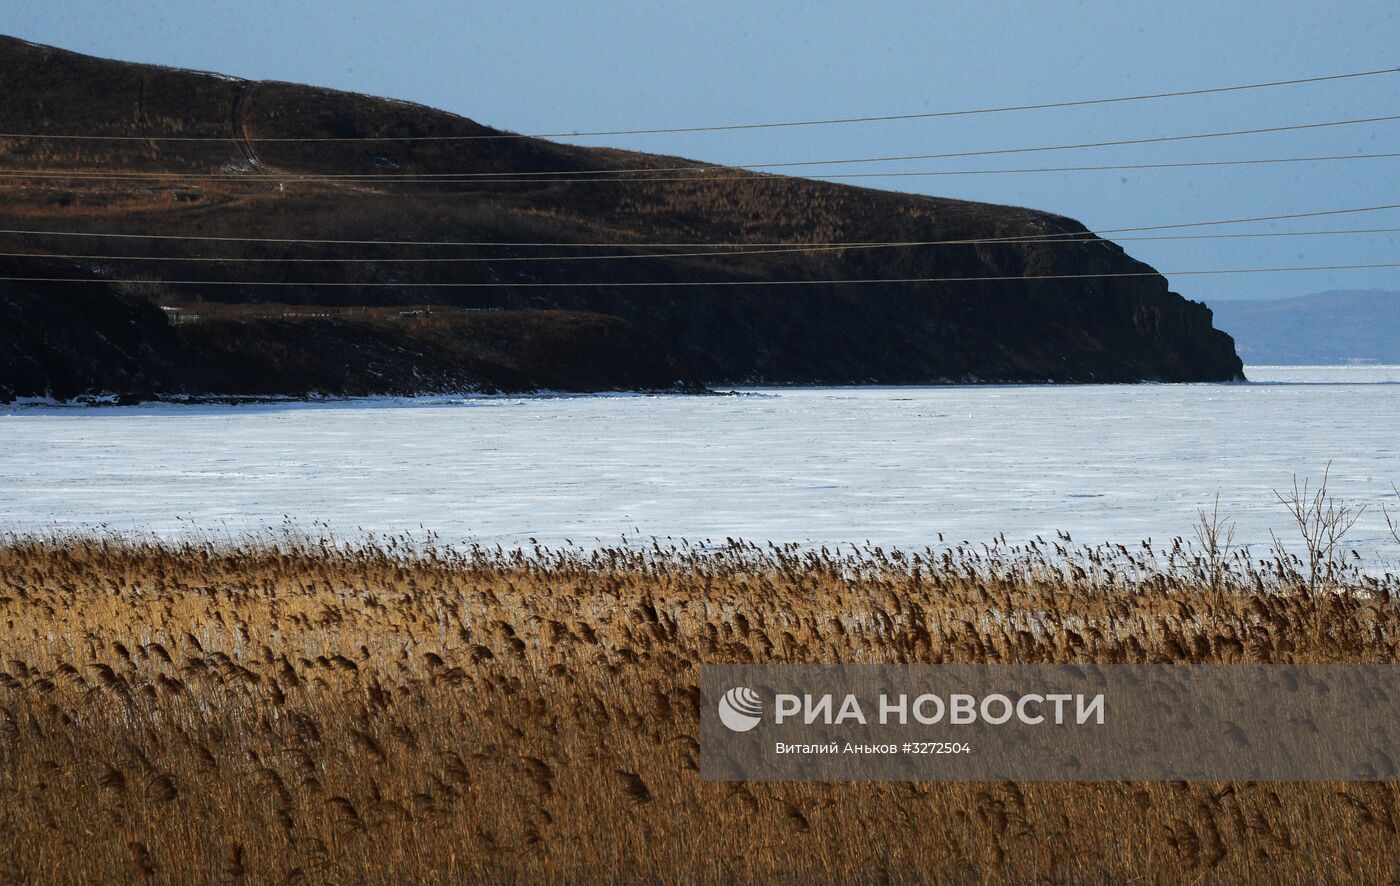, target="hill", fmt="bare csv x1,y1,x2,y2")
0,36,1243,401
1209,290,1400,365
